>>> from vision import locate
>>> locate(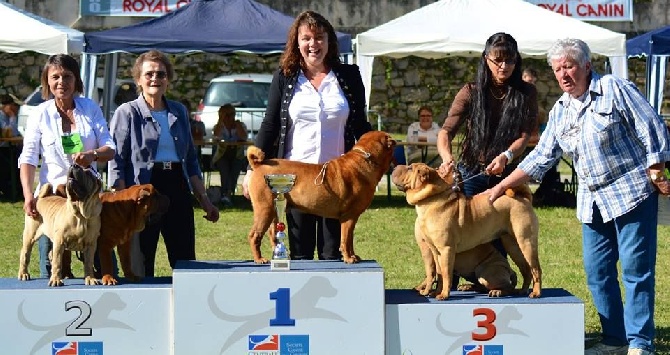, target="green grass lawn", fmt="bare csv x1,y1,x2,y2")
2,179,670,353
